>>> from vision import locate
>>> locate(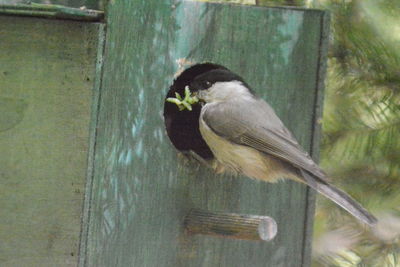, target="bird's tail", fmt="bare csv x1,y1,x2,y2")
299,169,377,226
